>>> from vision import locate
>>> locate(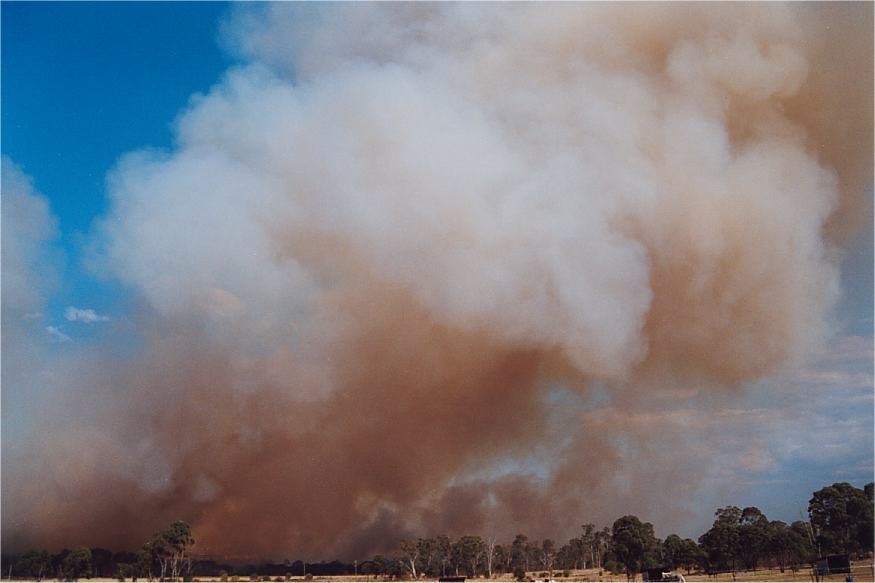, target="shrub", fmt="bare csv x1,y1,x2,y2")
513,567,526,581
183,575,194,582
304,575,313,581
603,561,622,575
61,548,93,581
220,571,230,582
562,571,570,578
285,574,293,581
250,575,261,582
